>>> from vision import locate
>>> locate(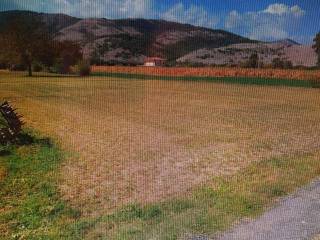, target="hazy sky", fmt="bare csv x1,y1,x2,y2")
1,0,319,43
